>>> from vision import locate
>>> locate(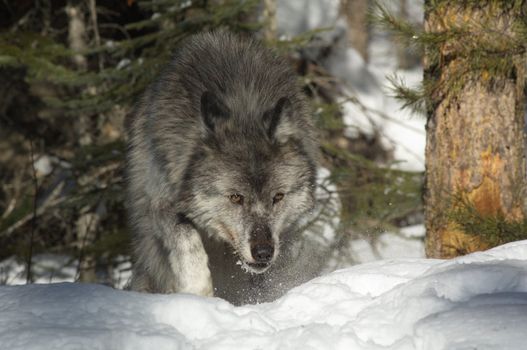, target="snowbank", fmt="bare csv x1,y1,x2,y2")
2,240,527,350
